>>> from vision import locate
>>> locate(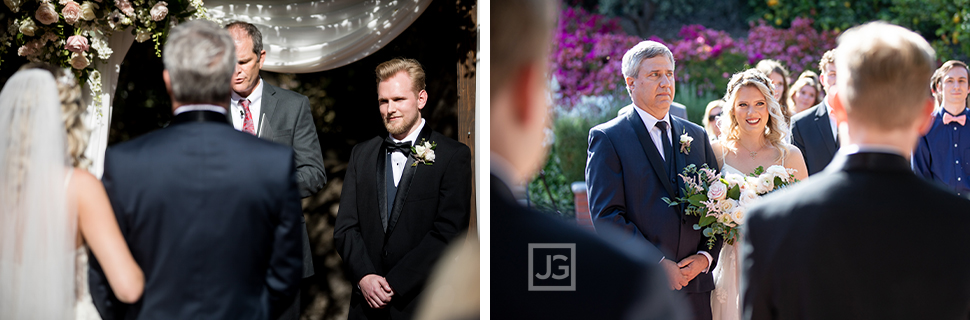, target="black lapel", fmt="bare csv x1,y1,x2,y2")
839,152,911,174
627,109,677,198
670,117,687,194
258,82,279,138
813,103,838,155
375,142,388,236
385,125,434,236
